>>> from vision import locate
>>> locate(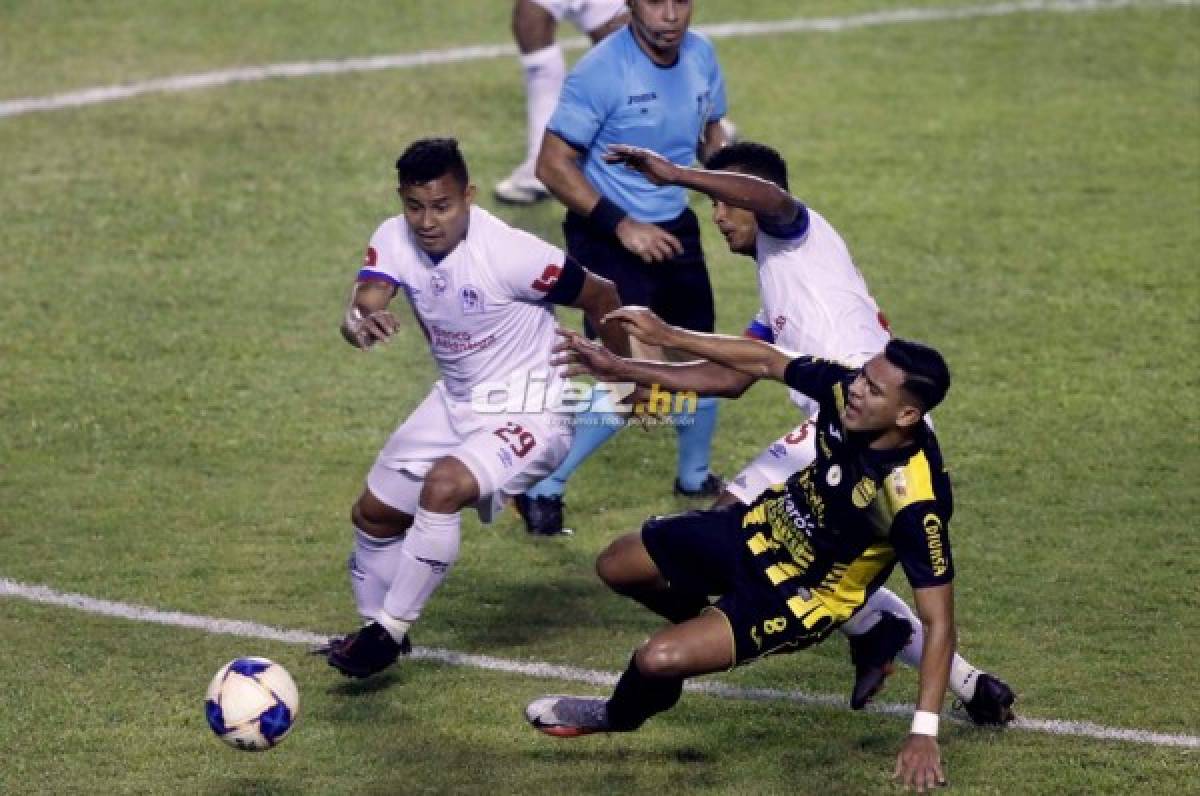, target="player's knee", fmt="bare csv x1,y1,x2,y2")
512,0,555,51
419,458,479,513
635,639,687,679
710,489,743,509
351,493,412,539
595,534,641,592
595,546,623,591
